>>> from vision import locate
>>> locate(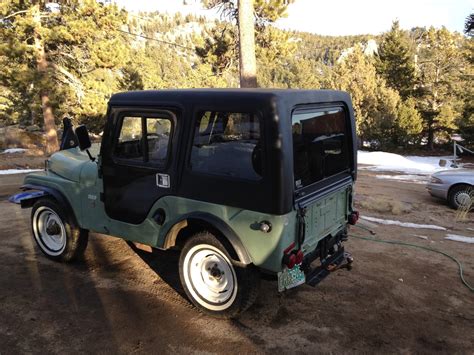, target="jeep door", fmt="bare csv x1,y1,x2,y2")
100,107,180,224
